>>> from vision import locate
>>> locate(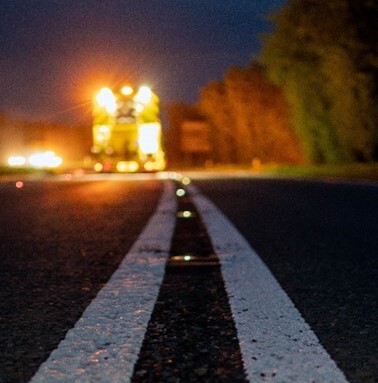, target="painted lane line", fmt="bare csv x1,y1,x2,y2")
189,184,349,383
30,181,177,383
